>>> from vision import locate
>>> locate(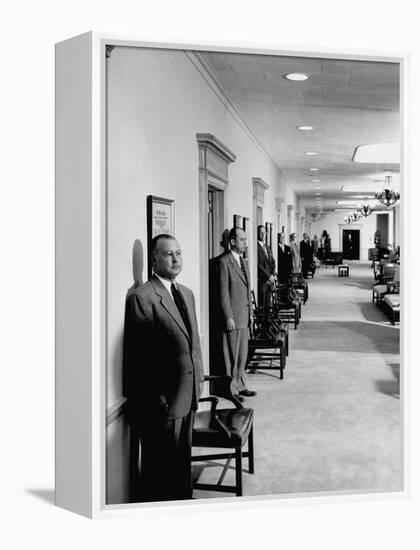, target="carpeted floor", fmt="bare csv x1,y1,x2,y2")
193,261,402,499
